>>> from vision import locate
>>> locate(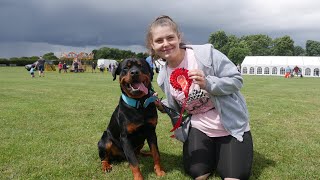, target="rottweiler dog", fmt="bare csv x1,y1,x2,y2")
97,58,165,180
